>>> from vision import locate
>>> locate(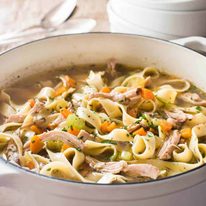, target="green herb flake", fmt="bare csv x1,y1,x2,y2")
123,125,128,130
76,147,82,152
196,106,202,112
47,168,51,171
101,140,117,145
148,133,153,137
